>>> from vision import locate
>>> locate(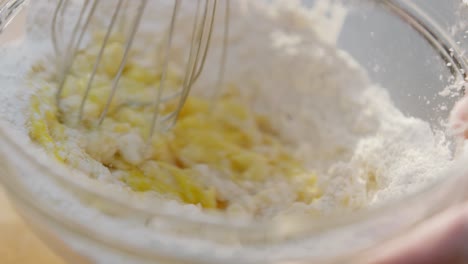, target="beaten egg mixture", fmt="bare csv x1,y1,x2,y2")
27,34,321,215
